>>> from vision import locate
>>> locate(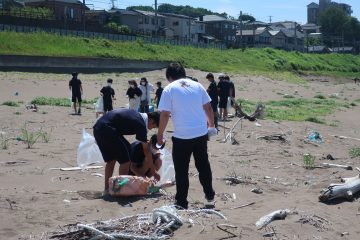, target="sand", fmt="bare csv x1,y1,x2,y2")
0,70,359,239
